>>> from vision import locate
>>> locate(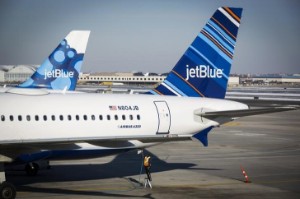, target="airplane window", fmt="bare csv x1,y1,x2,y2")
51,115,55,121
83,115,87,120
59,115,64,121
76,115,80,120
114,115,118,120
99,115,103,120
107,115,111,120
9,115,14,121
122,115,126,120
129,115,133,120
43,115,47,121
1,115,4,121
35,115,39,121
68,115,72,121
18,115,22,121
137,115,141,120
91,115,95,120
26,115,31,121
